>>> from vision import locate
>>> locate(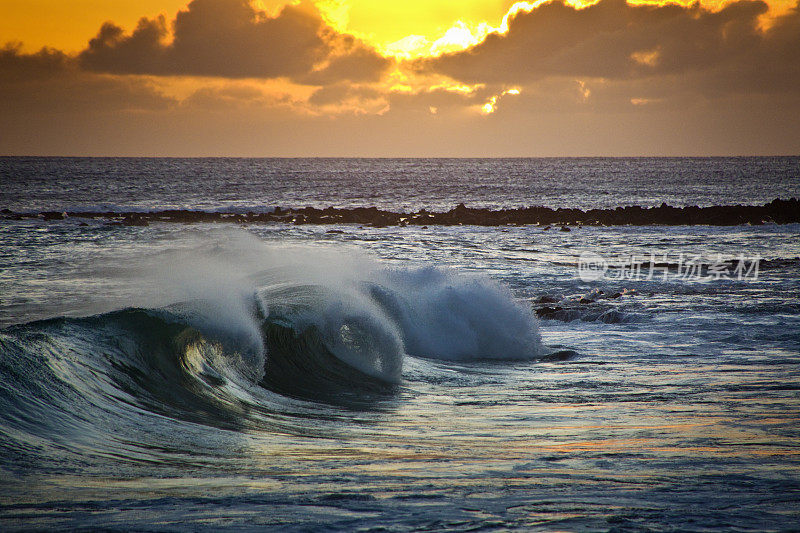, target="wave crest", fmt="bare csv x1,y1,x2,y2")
0,230,547,425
